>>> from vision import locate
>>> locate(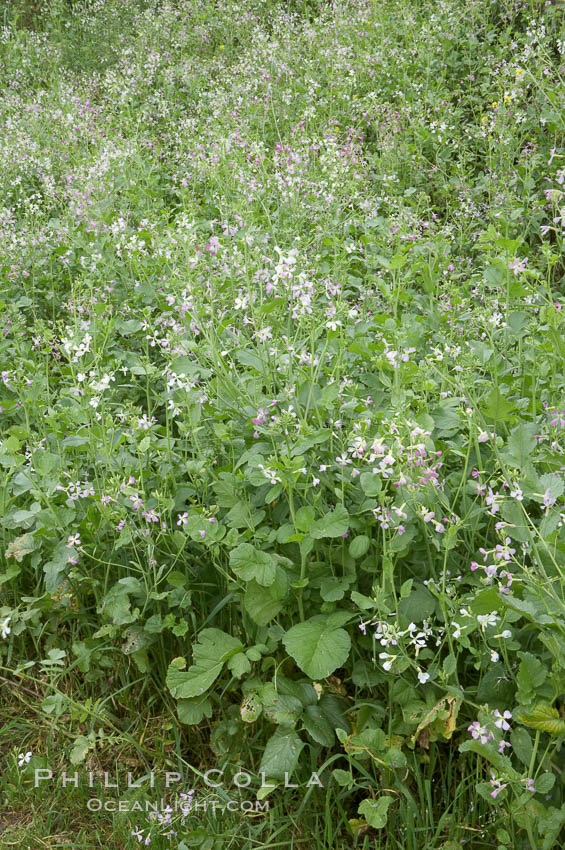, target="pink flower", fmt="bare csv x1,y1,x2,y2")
508,257,527,276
